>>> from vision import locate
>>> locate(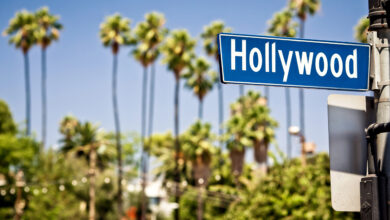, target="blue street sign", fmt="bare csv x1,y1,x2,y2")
218,33,370,91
